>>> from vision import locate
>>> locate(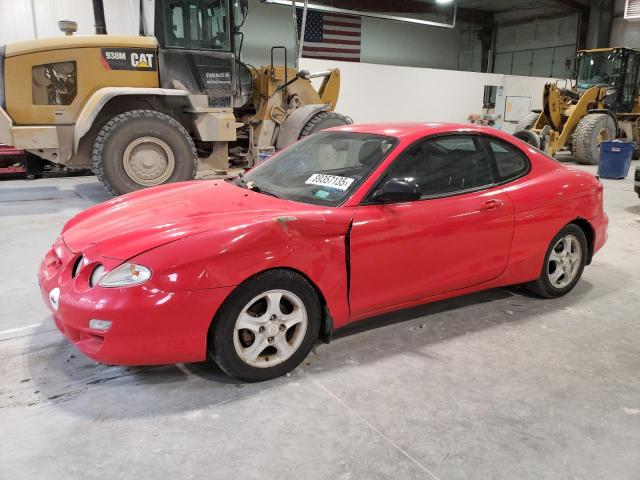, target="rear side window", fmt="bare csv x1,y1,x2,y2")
385,135,494,198
487,139,529,182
